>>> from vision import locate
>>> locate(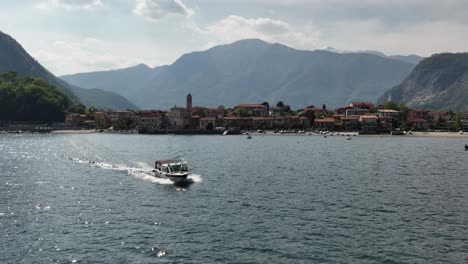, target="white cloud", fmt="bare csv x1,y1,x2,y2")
35,0,103,11
133,0,194,22
207,15,321,50
32,38,157,75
